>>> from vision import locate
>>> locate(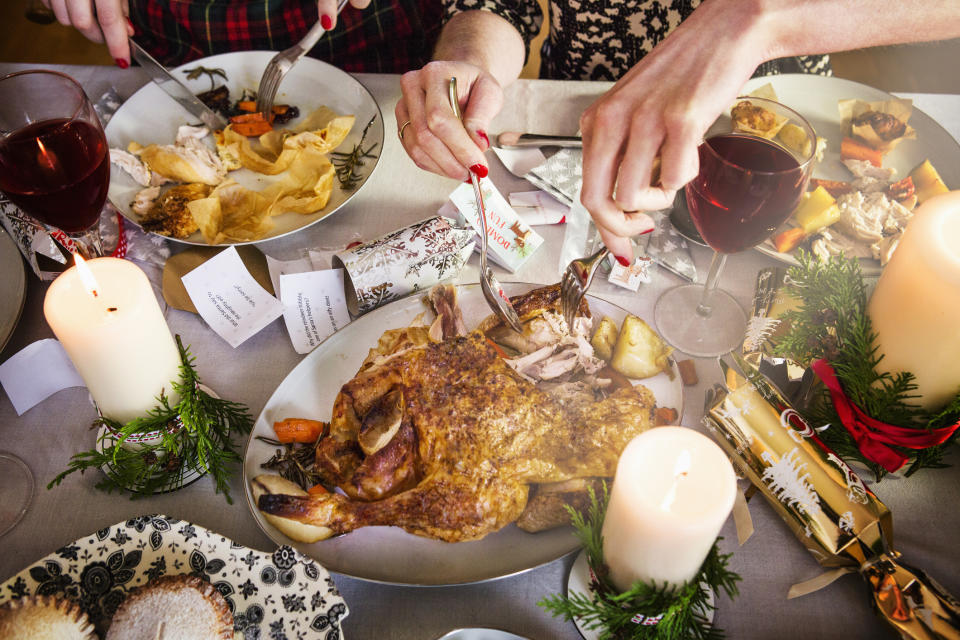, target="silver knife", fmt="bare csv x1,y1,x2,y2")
496,131,582,148
129,40,228,131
